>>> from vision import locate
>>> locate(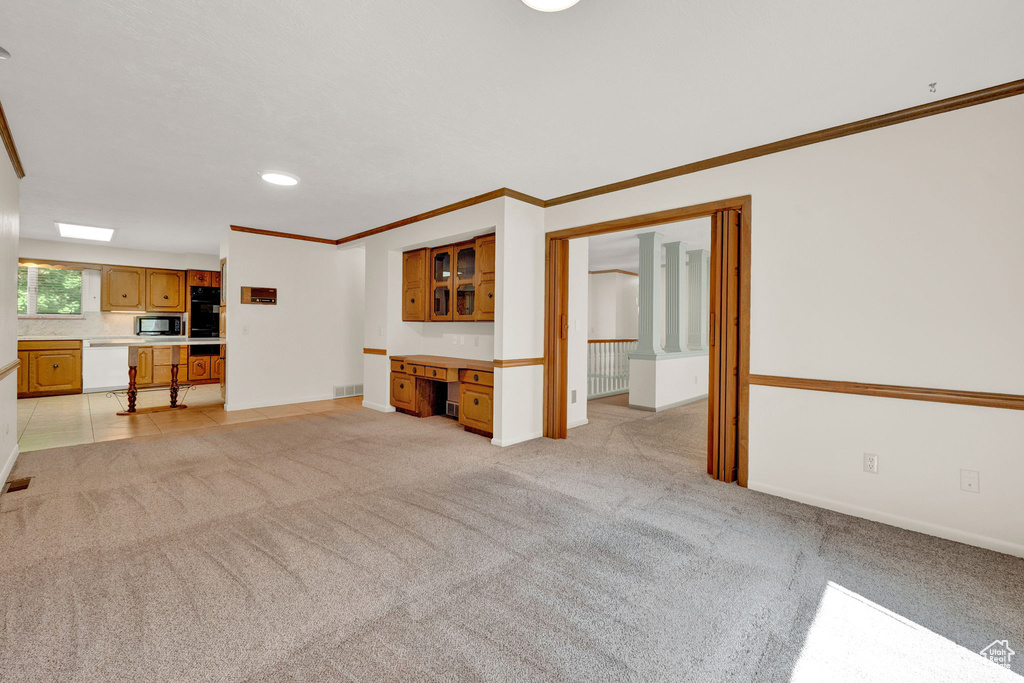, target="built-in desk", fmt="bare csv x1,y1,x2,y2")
390,355,494,437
